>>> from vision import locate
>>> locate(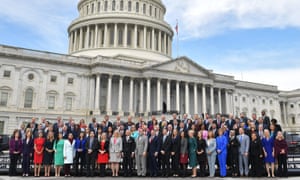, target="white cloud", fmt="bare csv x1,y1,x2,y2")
163,0,300,39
